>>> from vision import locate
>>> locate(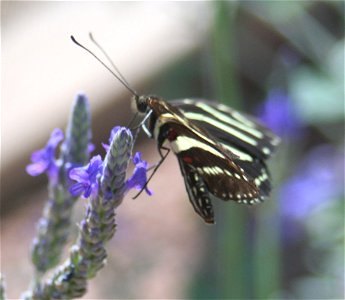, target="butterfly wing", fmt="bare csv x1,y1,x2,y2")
173,99,280,198
177,156,215,224
174,99,280,160
174,133,261,223
146,96,279,223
